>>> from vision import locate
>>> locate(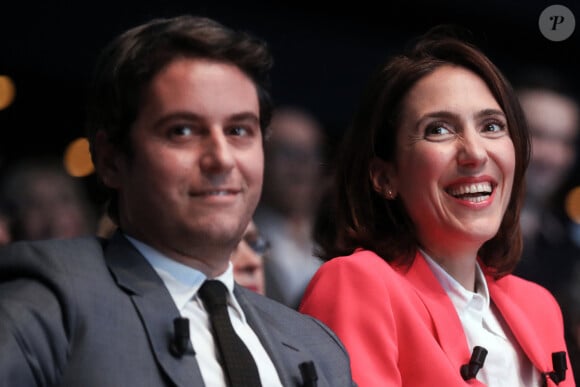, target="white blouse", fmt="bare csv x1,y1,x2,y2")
422,250,542,386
